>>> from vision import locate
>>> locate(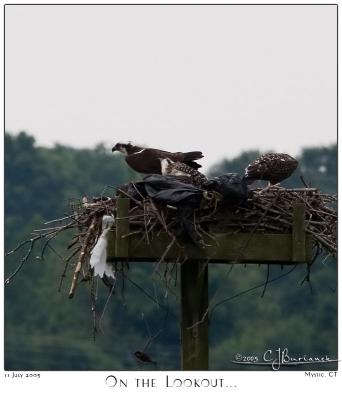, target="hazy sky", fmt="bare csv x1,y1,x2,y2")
5,5,337,170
